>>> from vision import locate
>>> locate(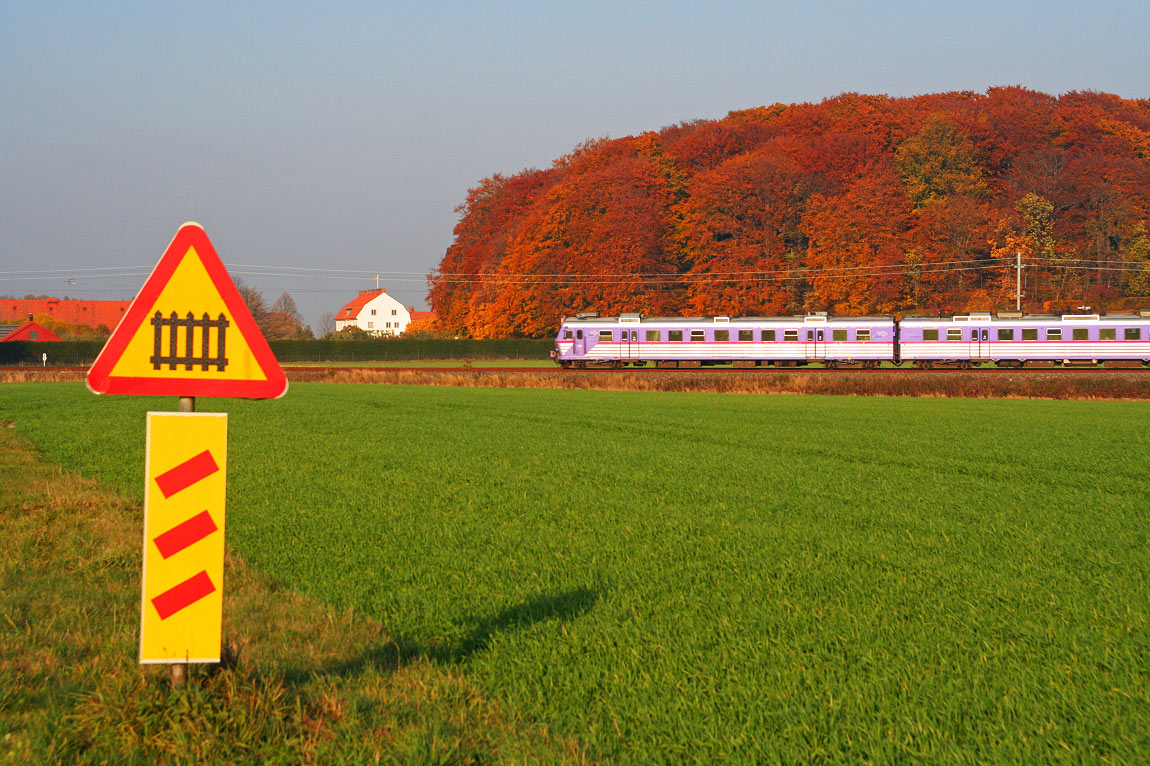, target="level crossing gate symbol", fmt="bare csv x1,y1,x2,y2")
151,311,230,372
